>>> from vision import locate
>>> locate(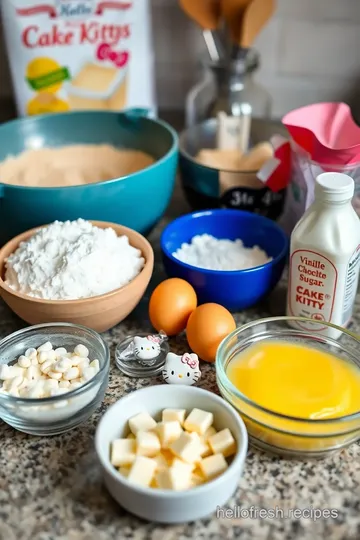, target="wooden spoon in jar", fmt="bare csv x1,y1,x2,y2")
179,0,224,61
221,0,253,45
240,0,276,49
